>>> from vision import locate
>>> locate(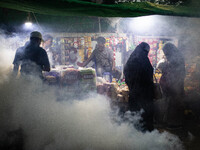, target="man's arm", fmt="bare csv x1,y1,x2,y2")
12,49,21,77
112,58,115,71
41,50,50,72
109,49,115,71
77,50,95,67
12,63,19,77
43,63,50,72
